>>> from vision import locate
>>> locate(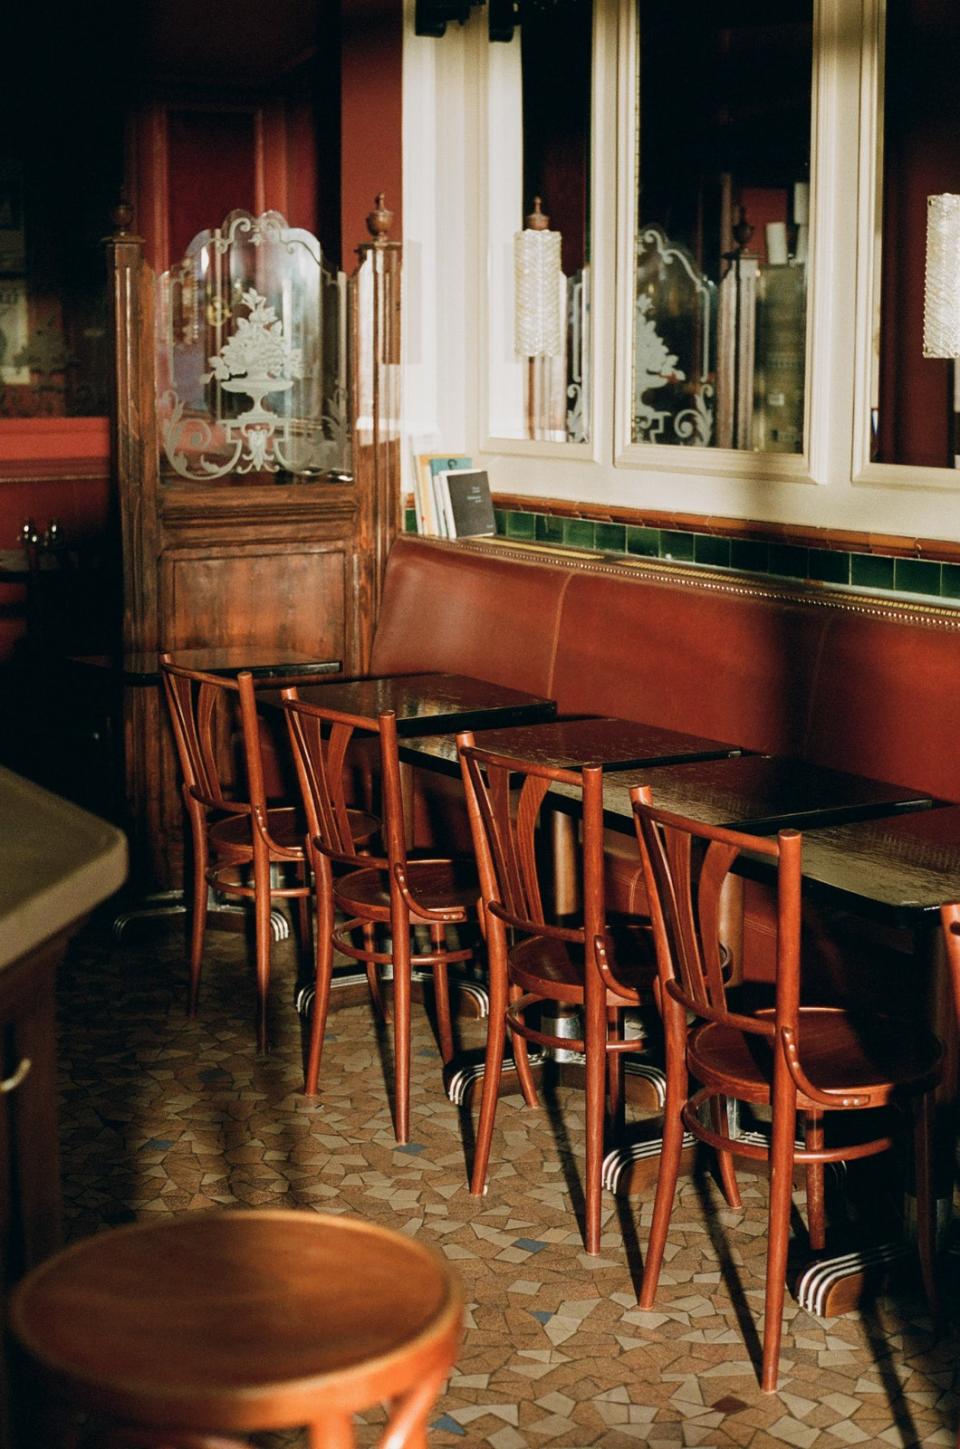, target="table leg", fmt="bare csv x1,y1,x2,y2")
112,891,289,944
